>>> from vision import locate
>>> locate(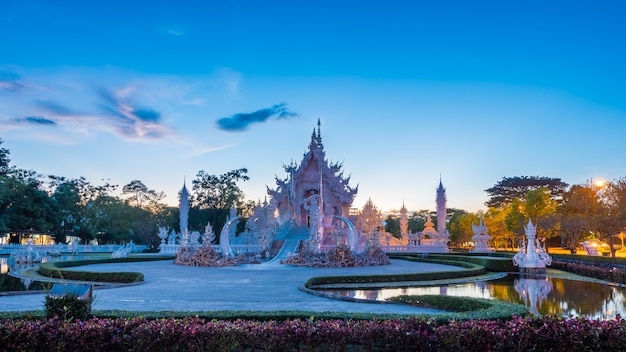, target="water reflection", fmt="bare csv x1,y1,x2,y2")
514,275,553,316
319,273,626,319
